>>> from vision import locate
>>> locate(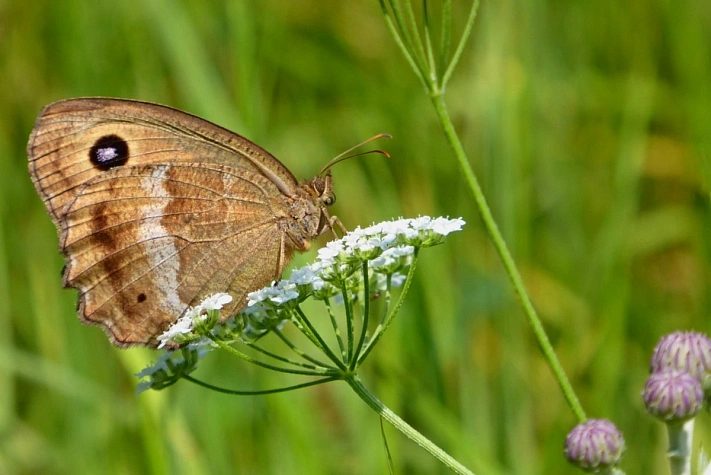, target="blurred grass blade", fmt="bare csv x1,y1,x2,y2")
421,0,439,84
380,0,428,88
438,0,452,82
442,0,480,87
